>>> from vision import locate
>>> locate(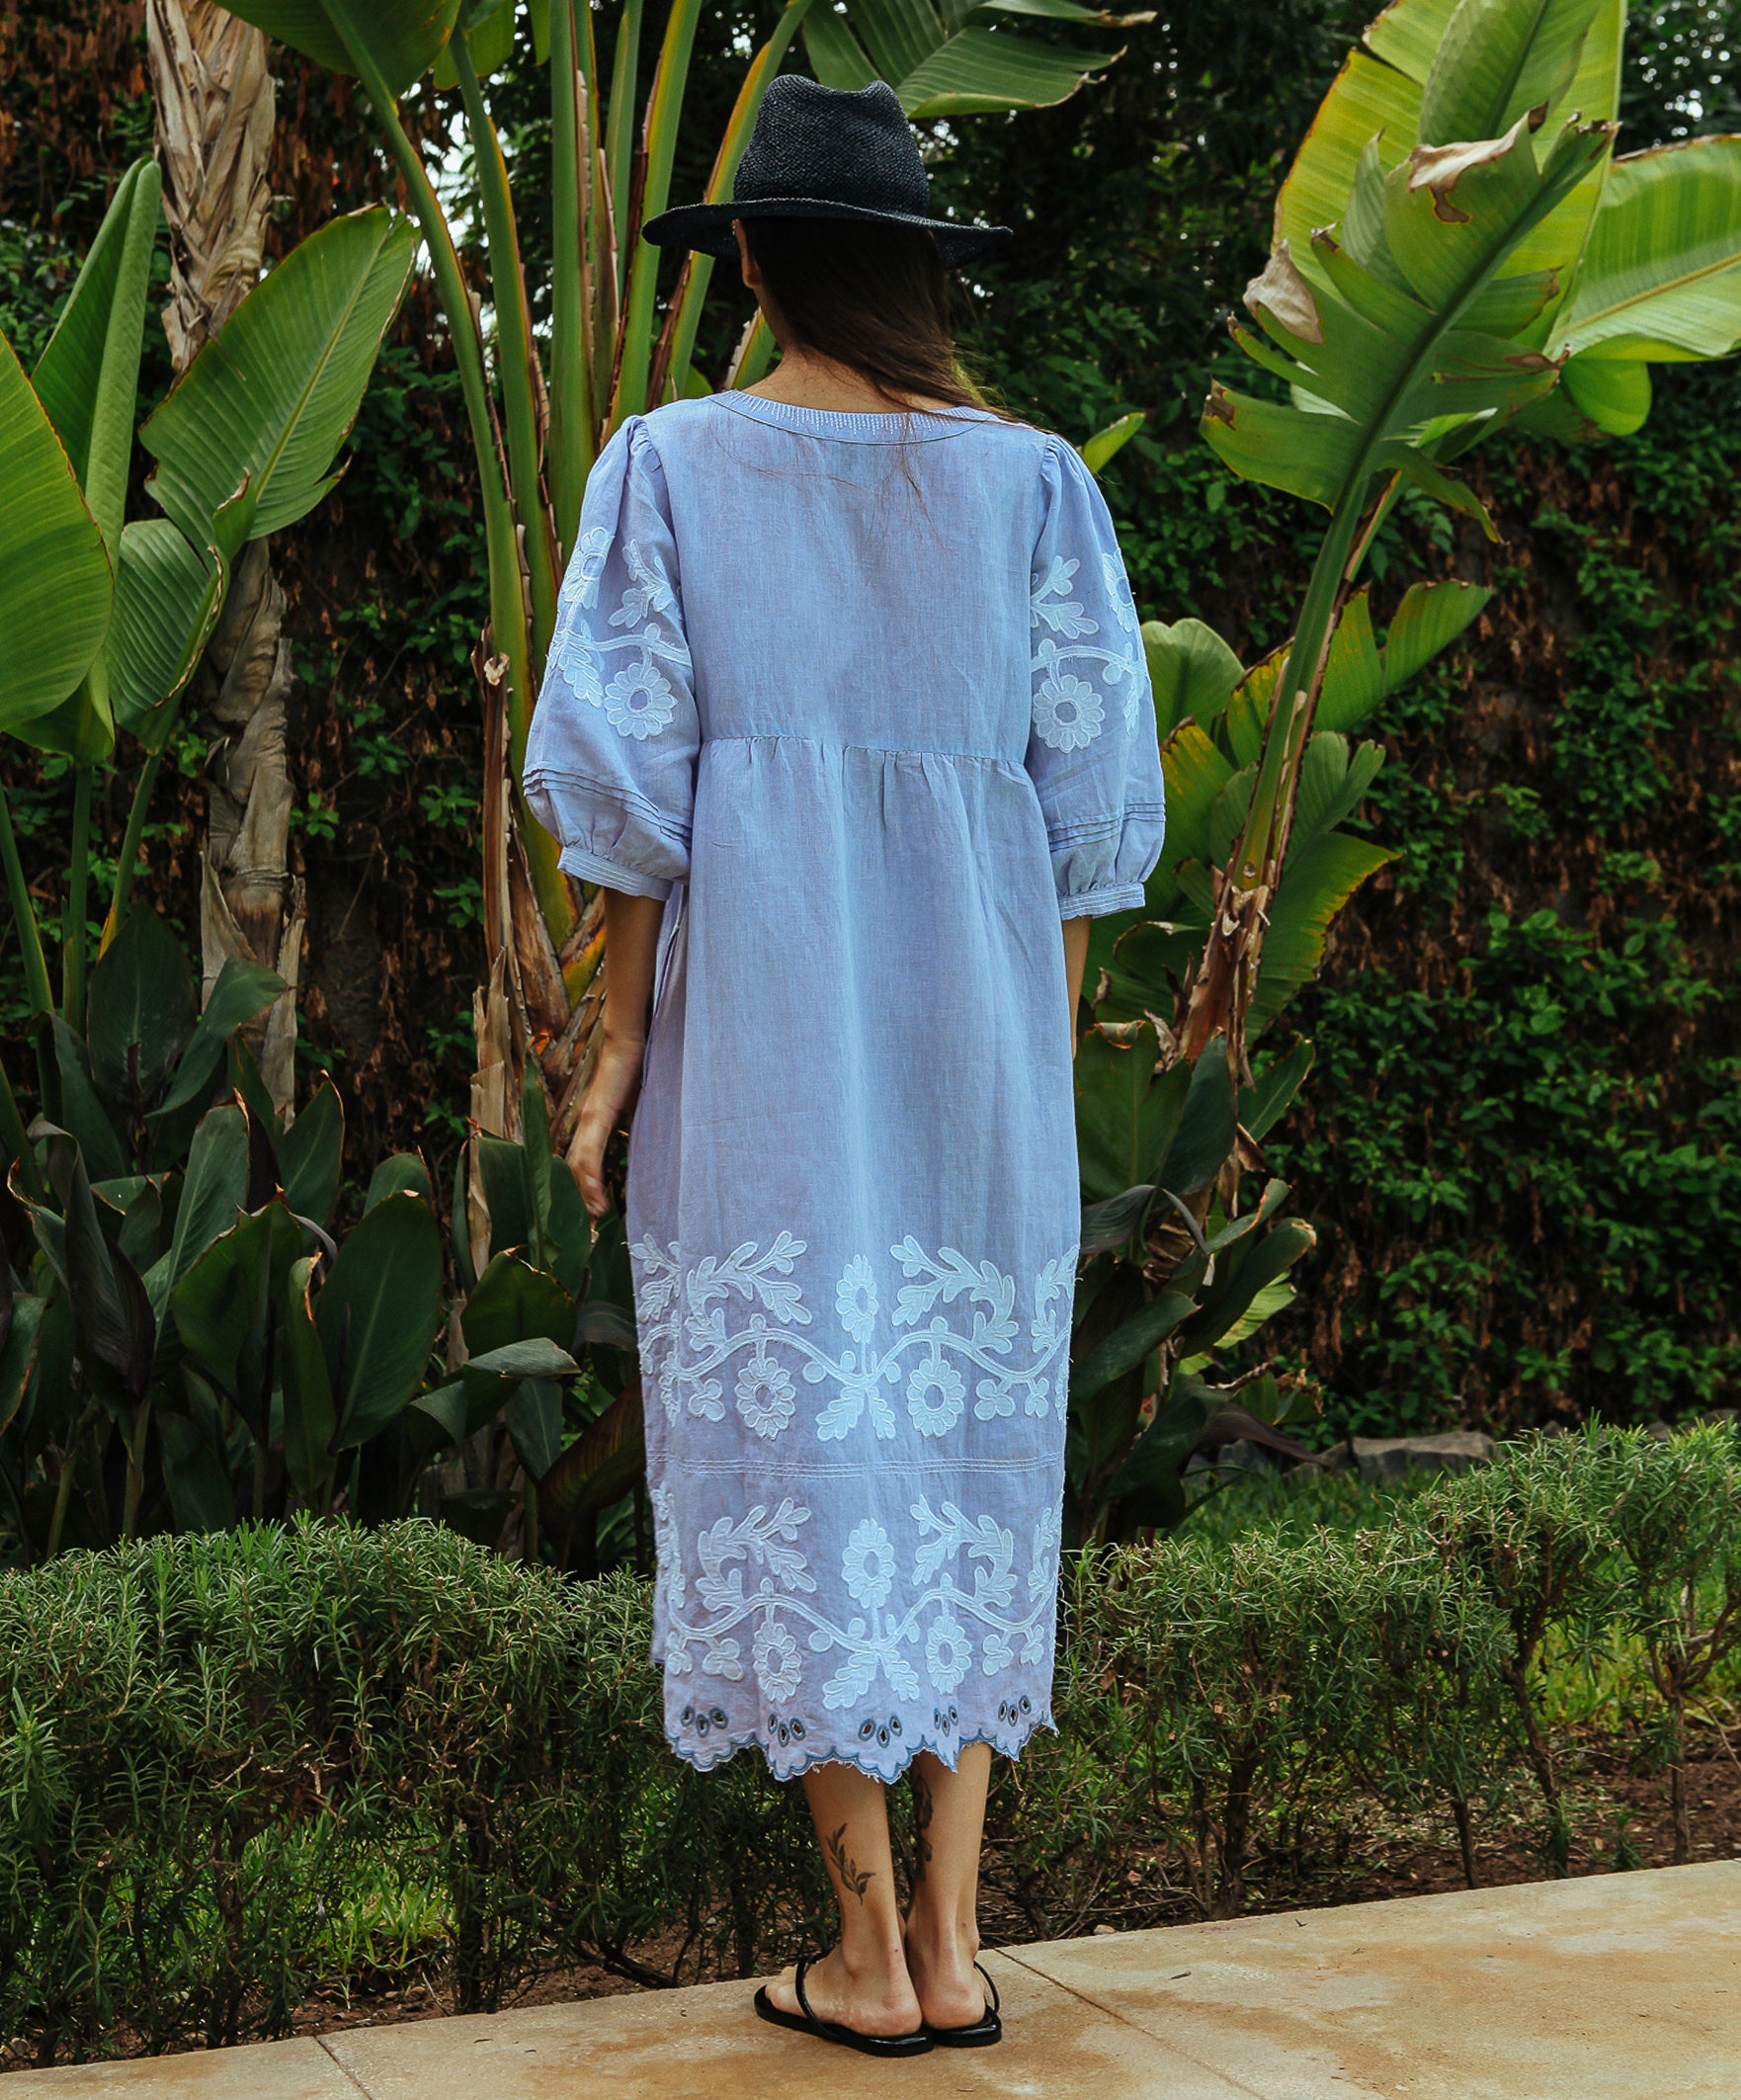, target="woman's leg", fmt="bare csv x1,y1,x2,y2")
901,1743,993,2027
763,1760,924,2034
